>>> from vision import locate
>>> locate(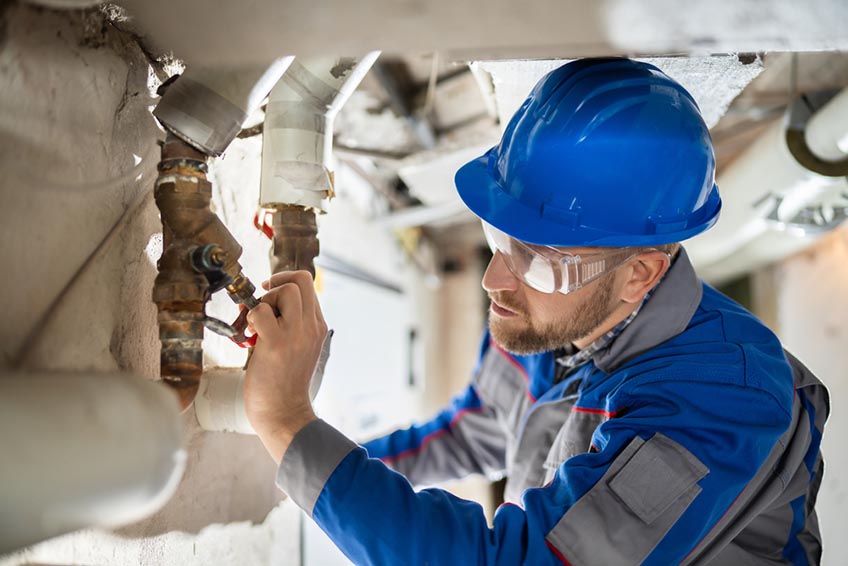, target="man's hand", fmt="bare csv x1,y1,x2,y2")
244,270,328,464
